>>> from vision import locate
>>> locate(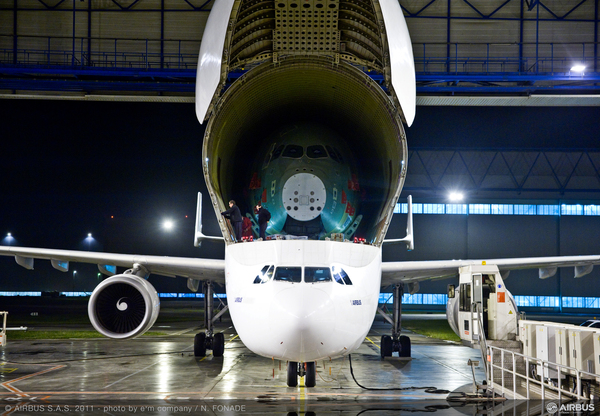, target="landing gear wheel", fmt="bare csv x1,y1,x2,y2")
194,333,206,357
287,361,298,387
381,335,392,358
399,335,411,357
305,361,316,387
212,333,225,357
